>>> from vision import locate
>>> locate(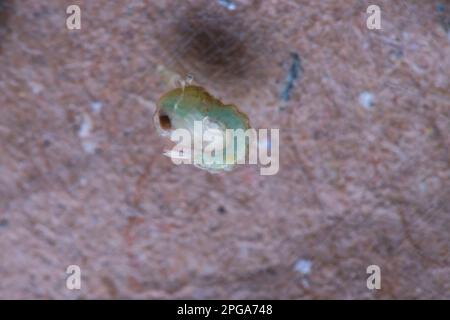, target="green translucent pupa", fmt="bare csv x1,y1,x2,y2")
154,85,251,172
